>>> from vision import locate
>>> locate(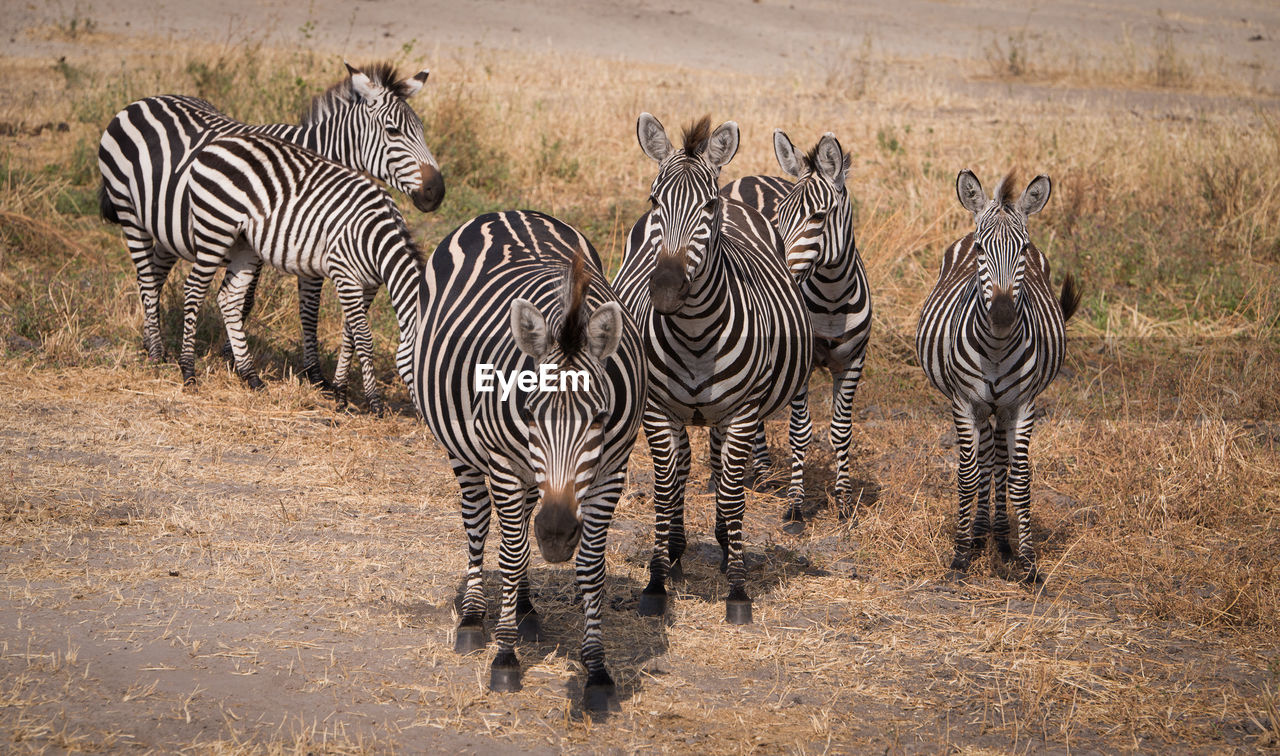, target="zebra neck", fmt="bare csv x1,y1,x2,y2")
815,208,858,279
674,250,729,322
298,119,363,172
